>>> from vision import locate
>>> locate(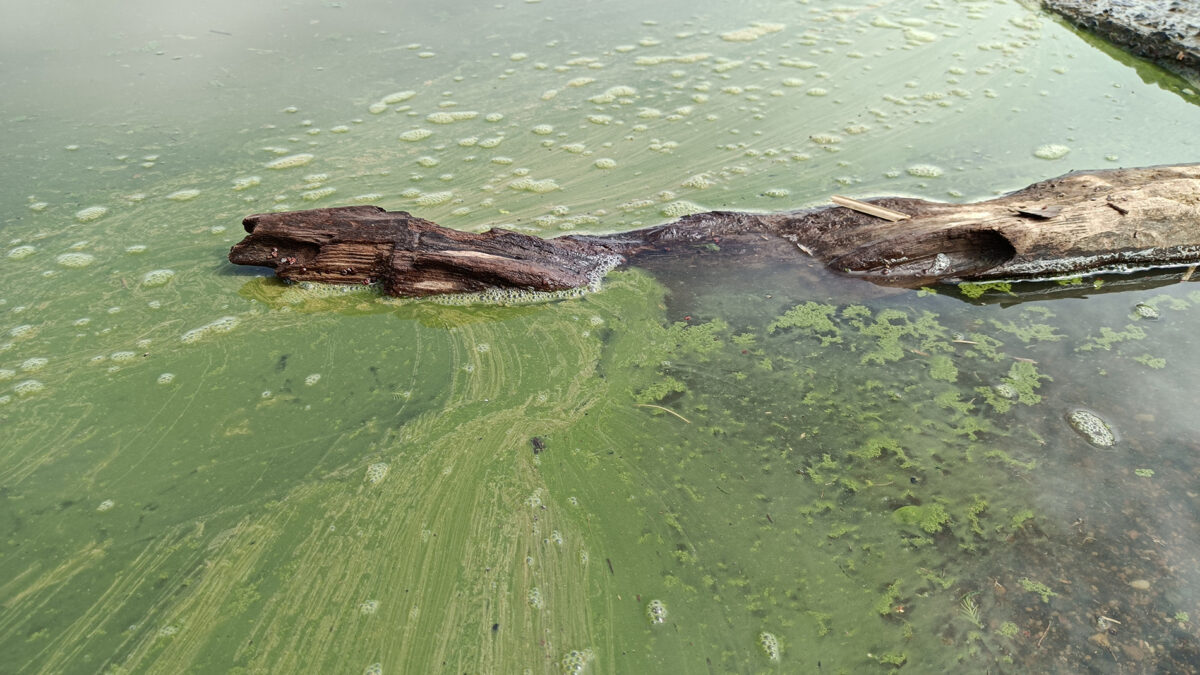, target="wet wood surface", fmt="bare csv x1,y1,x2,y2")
230,164,1200,296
